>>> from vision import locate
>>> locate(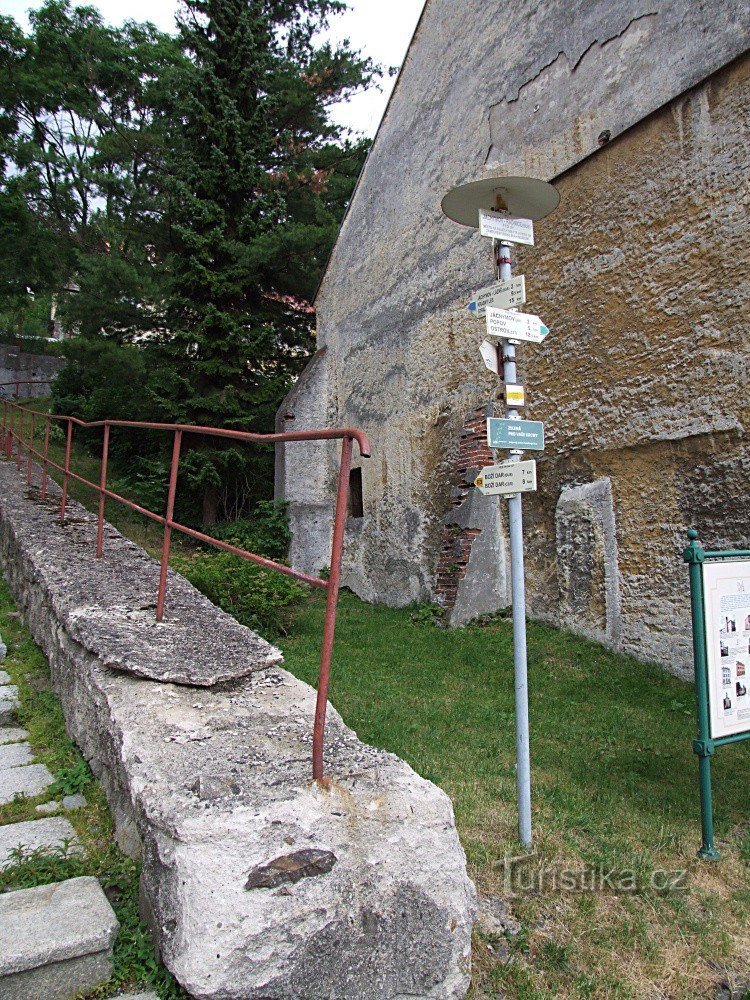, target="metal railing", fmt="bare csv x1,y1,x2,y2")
0,384,371,780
